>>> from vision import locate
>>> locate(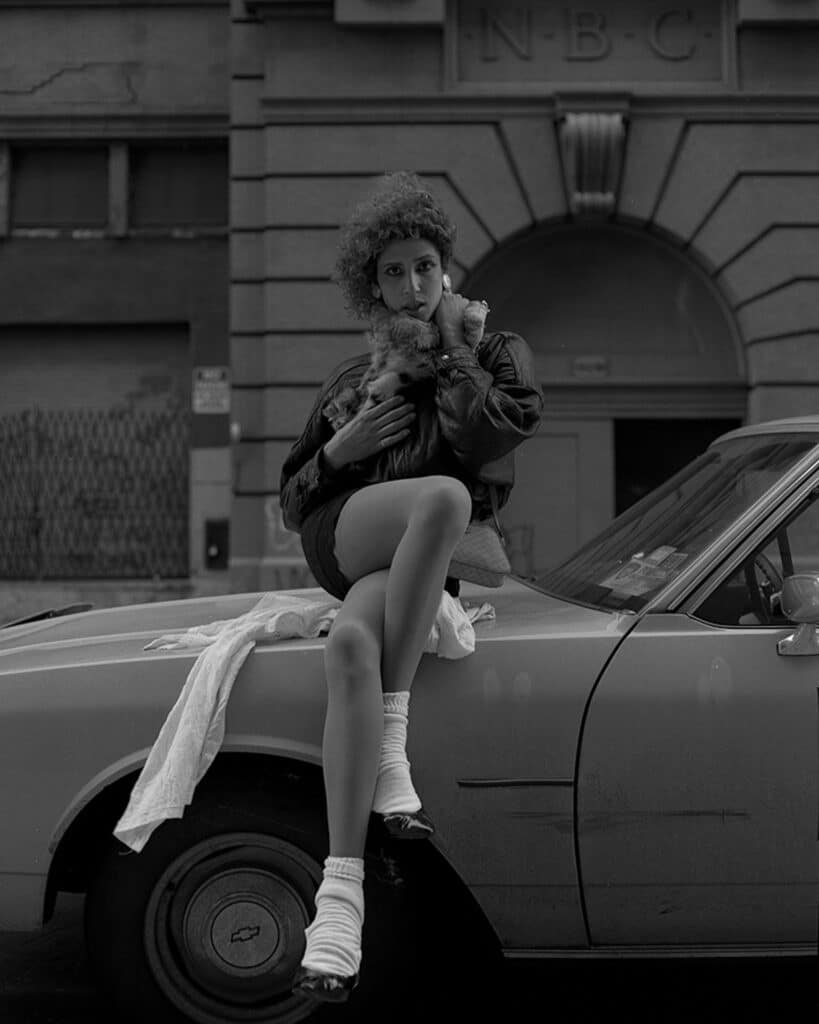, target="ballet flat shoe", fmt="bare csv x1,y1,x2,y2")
292,965,359,1003
381,808,435,839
